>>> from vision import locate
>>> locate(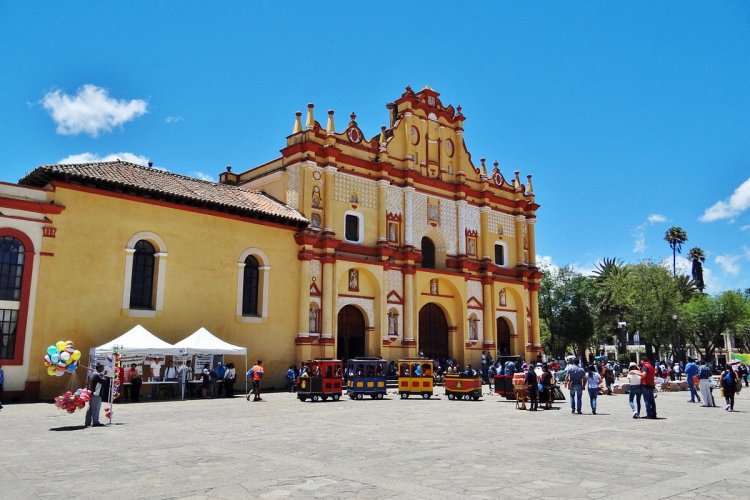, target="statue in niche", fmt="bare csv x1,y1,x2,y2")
309,305,319,333
311,186,321,208
467,237,476,257
388,222,398,243
499,288,507,307
388,310,398,337
349,269,359,291
310,213,321,228
430,279,438,295
469,317,478,340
